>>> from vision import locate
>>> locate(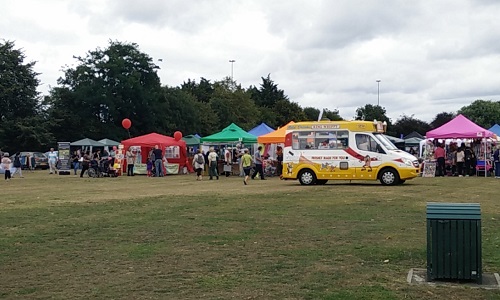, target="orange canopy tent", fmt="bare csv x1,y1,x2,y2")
257,121,295,144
